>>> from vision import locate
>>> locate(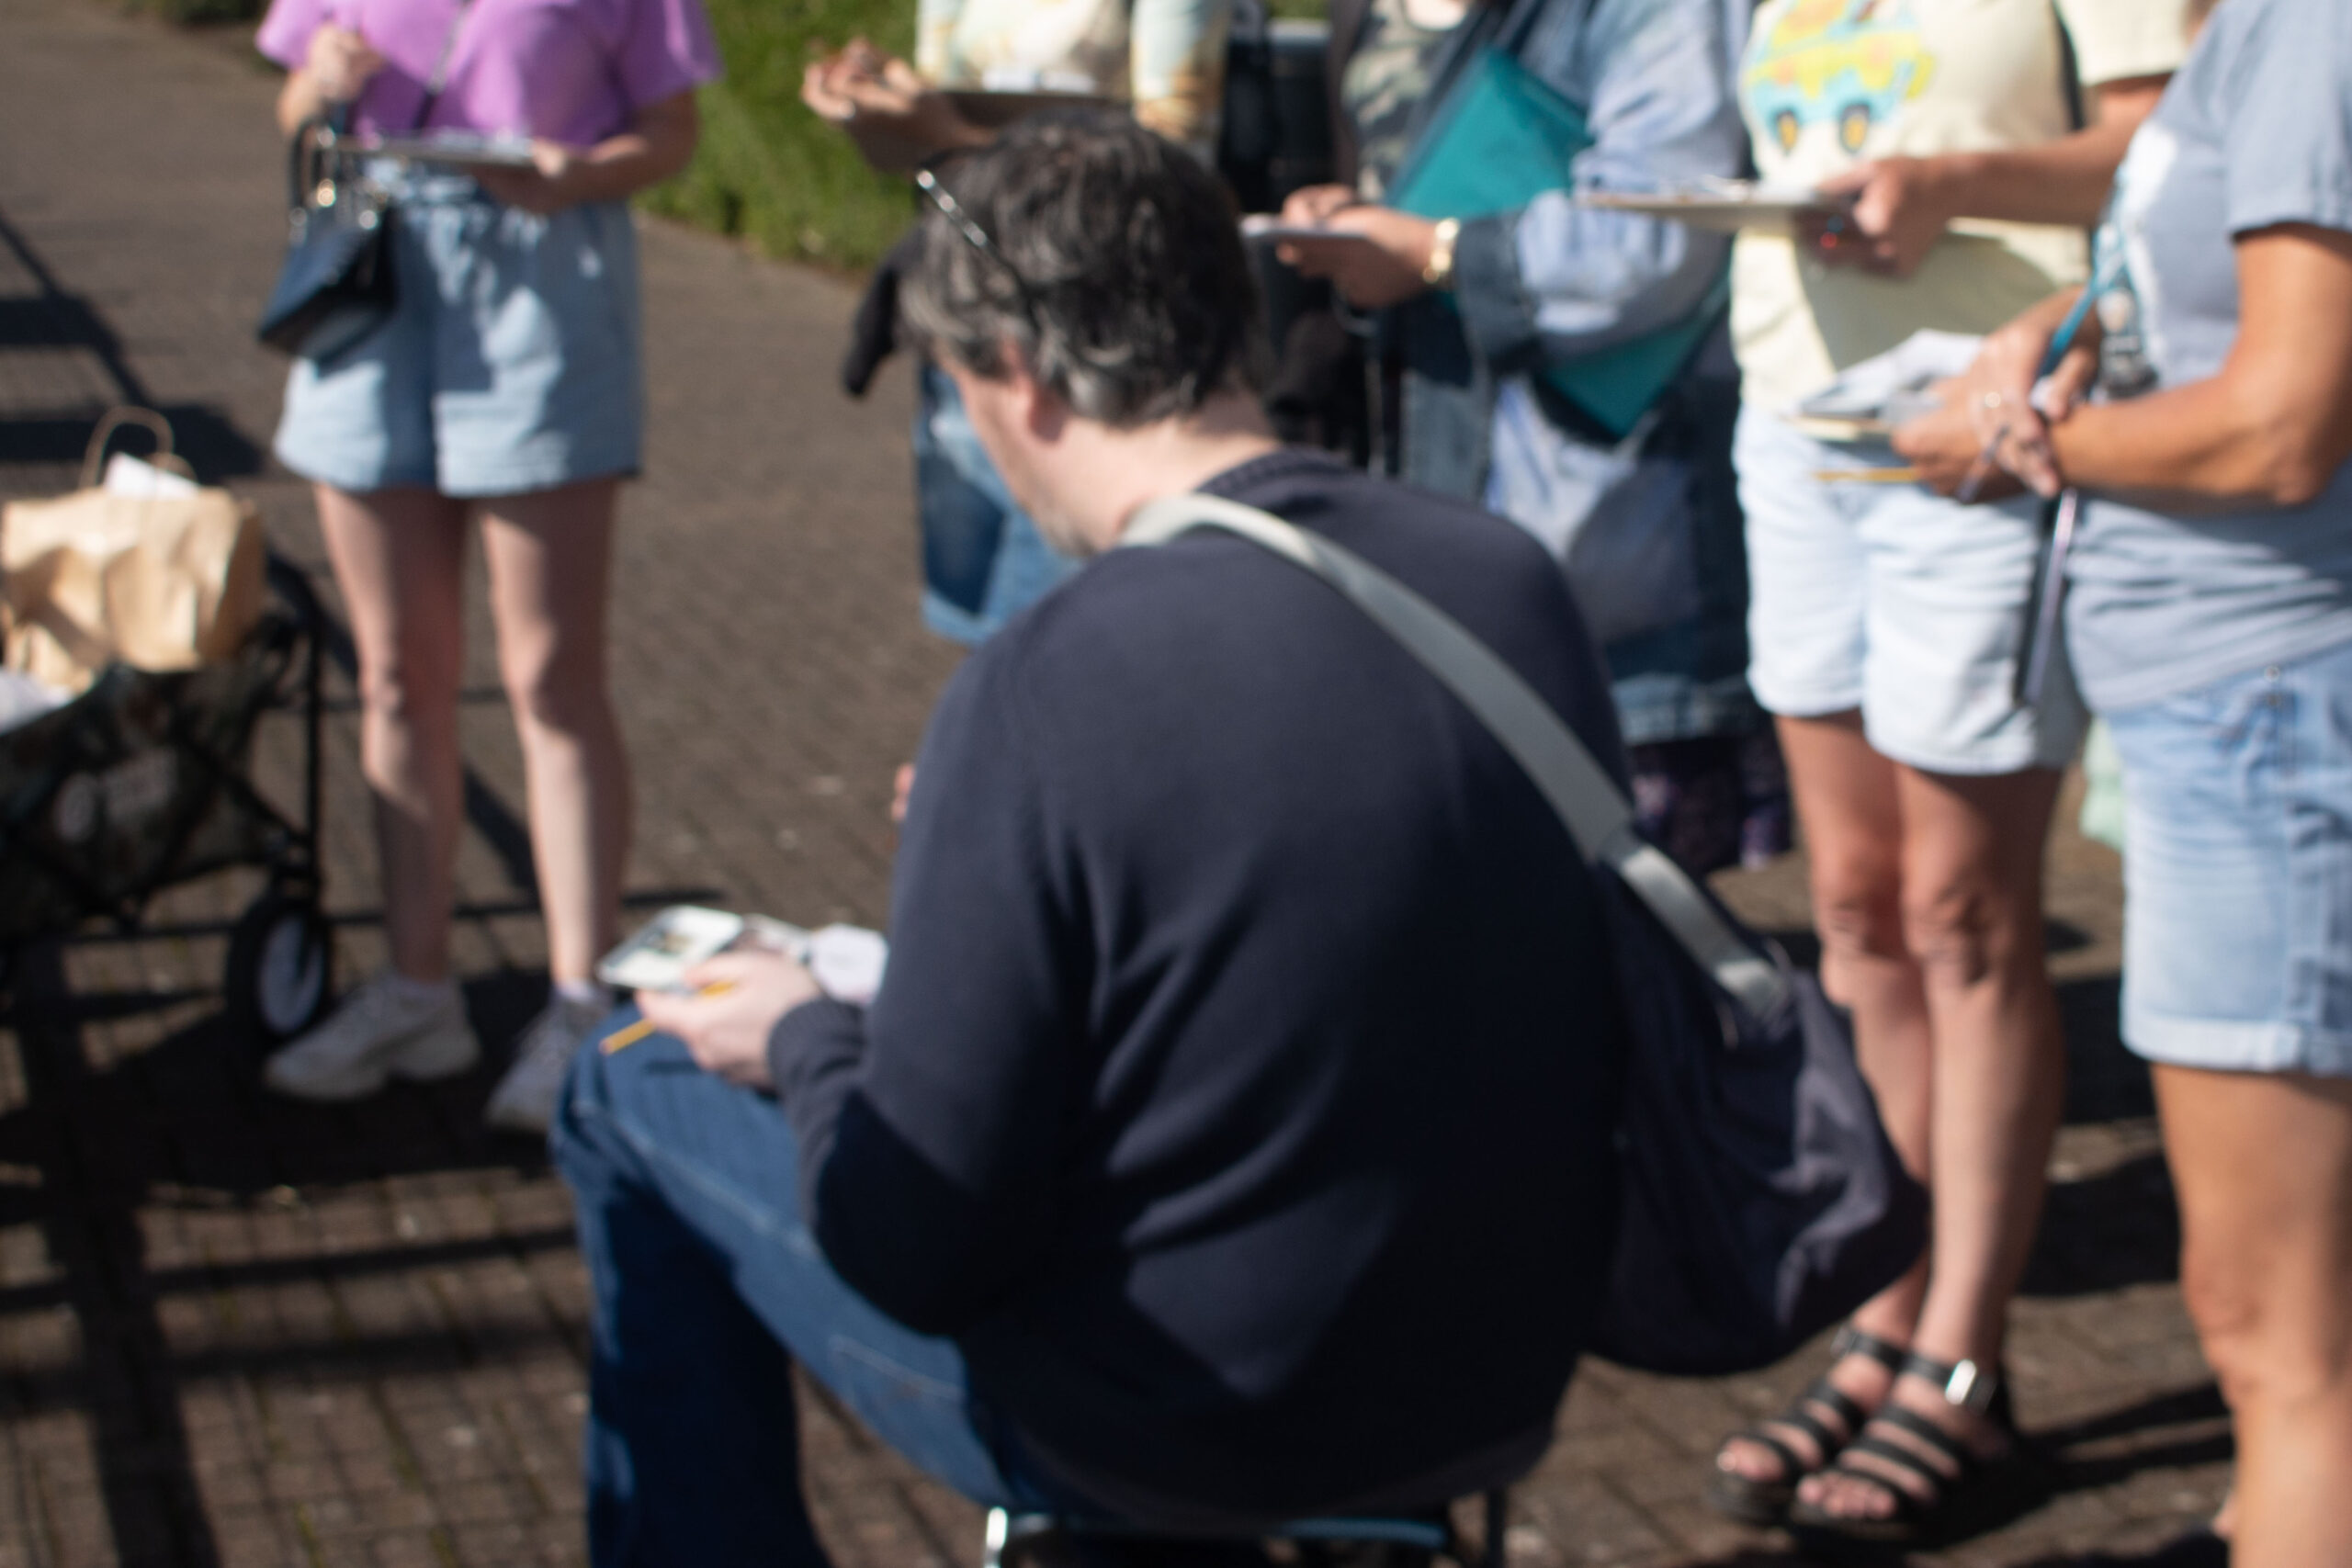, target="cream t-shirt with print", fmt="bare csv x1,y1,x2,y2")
1731,0,2187,412
916,0,1231,153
